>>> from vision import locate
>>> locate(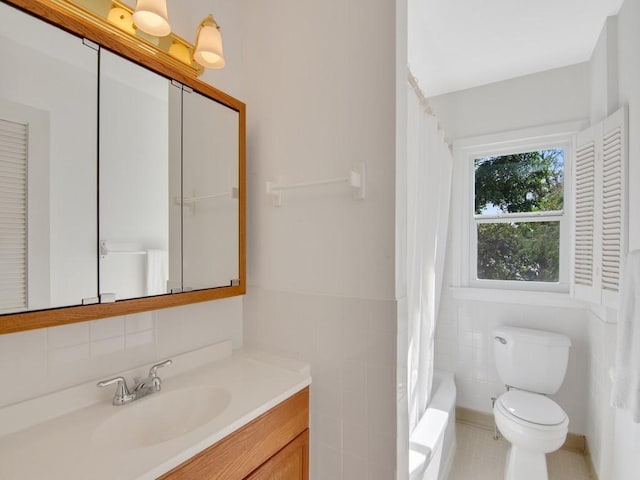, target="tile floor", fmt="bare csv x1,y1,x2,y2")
449,423,594,480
